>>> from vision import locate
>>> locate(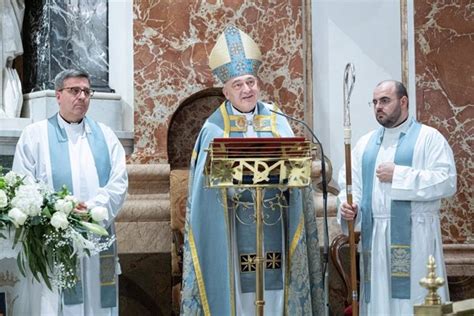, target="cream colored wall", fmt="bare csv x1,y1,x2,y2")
108,0,134,132
311,0,417,183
